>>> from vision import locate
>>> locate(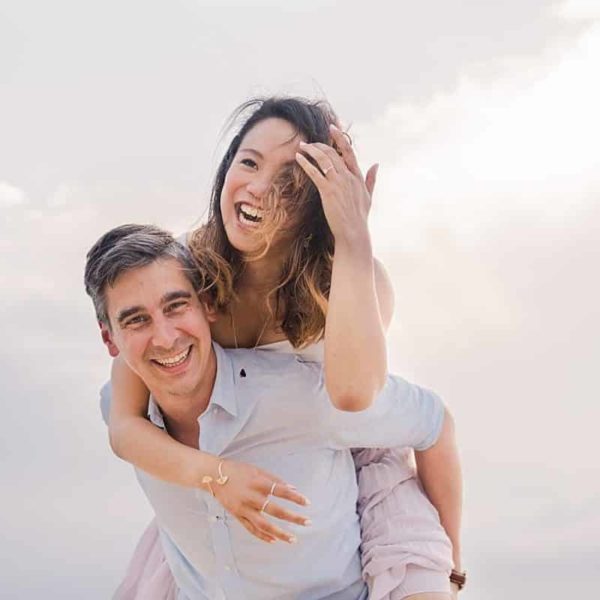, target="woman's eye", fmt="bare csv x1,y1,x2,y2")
240,158,258,169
